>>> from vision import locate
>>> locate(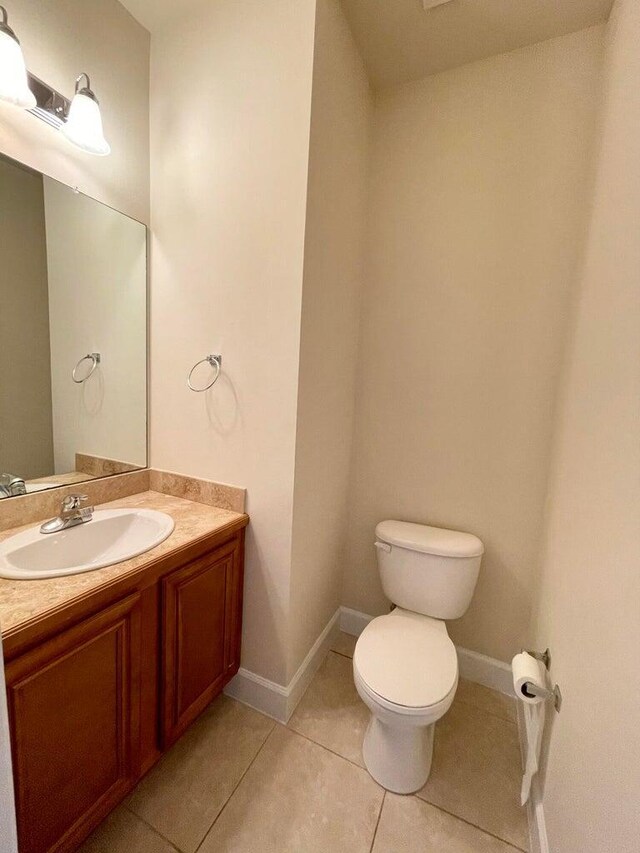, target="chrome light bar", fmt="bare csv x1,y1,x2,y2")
26,72,70,129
